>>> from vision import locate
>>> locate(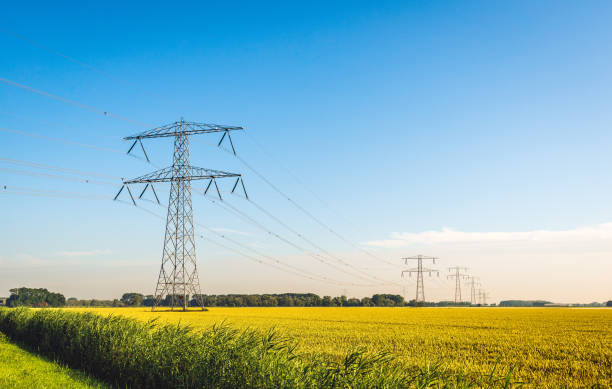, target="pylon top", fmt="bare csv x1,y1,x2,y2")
124,121,243,140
